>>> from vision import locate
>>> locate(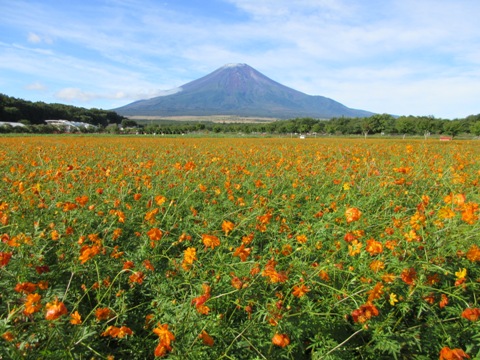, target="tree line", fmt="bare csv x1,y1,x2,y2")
1,93,480,136
140,114,480,137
